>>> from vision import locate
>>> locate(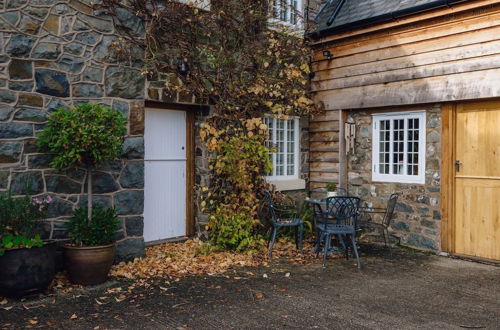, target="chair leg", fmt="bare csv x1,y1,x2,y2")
314,230,321,254
381,227,388,248
322,234,331,268
338,234,347,258
267,227,273,247
299,224,304,255
384,228,393,257
351,235,361,269
269,226,278,258
294,226,299,249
